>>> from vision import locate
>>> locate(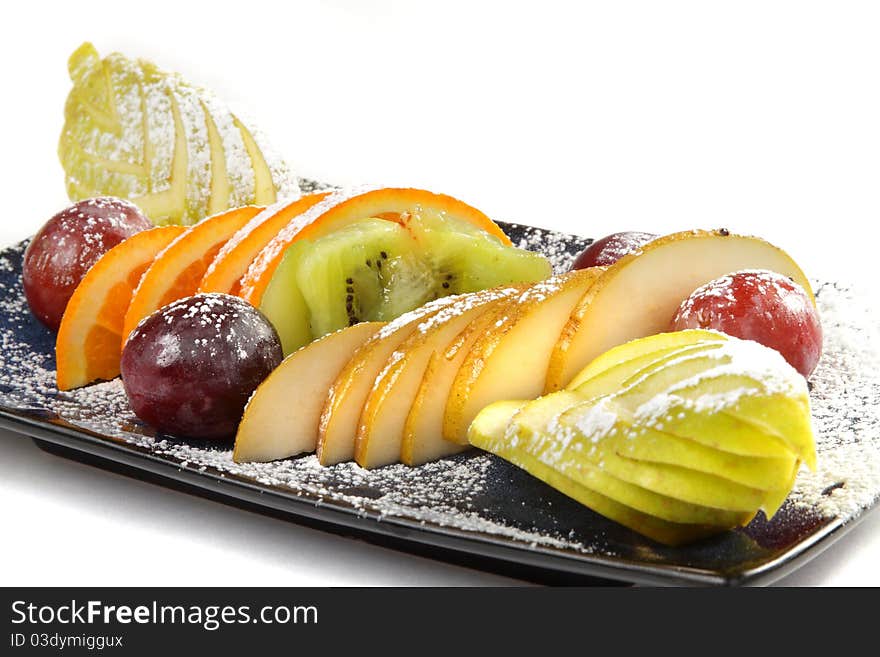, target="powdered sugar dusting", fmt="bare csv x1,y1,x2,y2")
1,227,878,566
630,337,806,423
